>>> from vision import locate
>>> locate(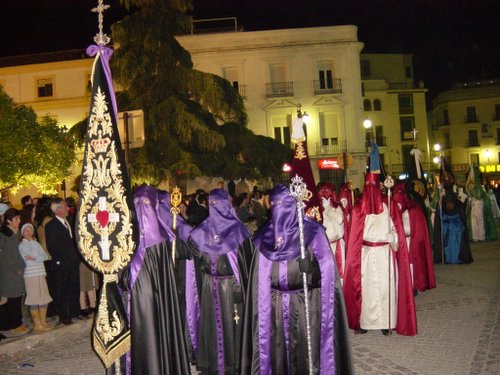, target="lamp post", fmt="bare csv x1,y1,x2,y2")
61,125,68,199
363,118,373,152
